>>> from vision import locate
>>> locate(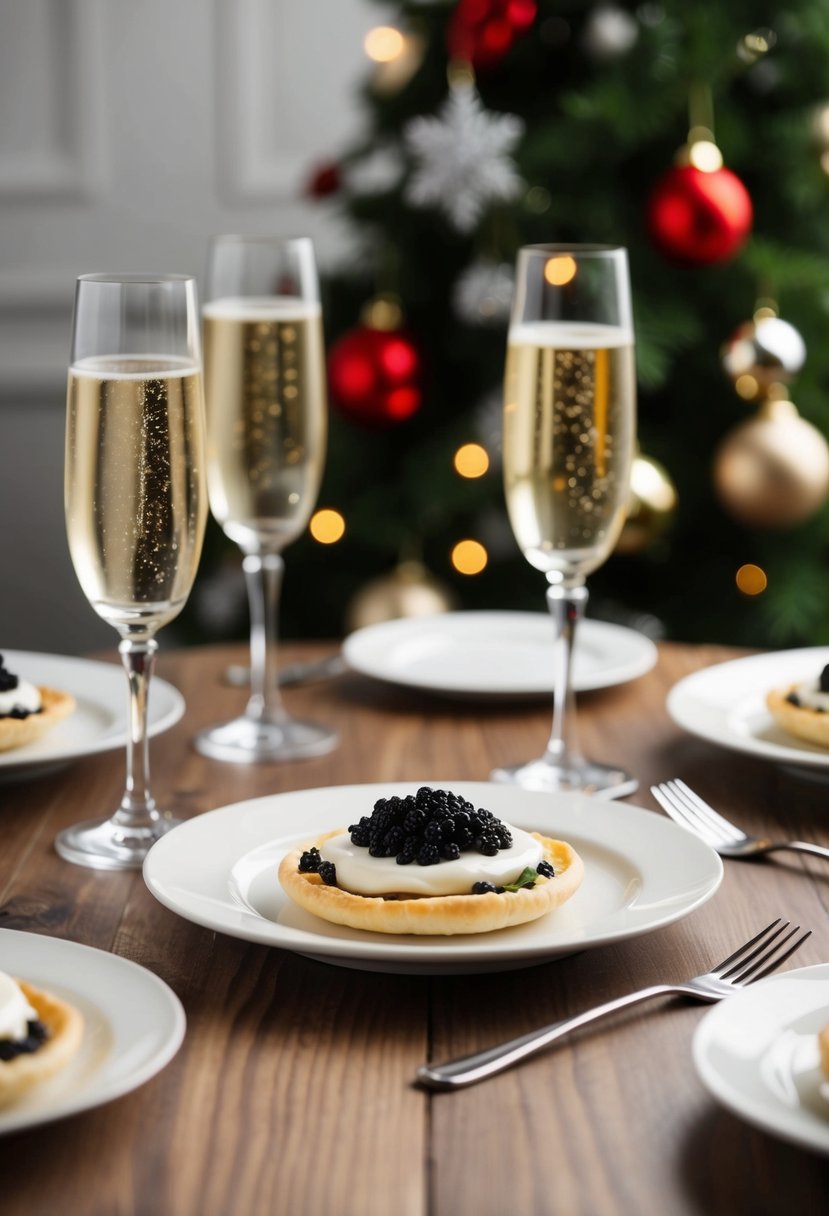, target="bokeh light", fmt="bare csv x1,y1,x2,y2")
364,26,405,62
544,255,577,286
451,539,488,575
310,509,346,544
453,443,490,478
735,563,767,595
